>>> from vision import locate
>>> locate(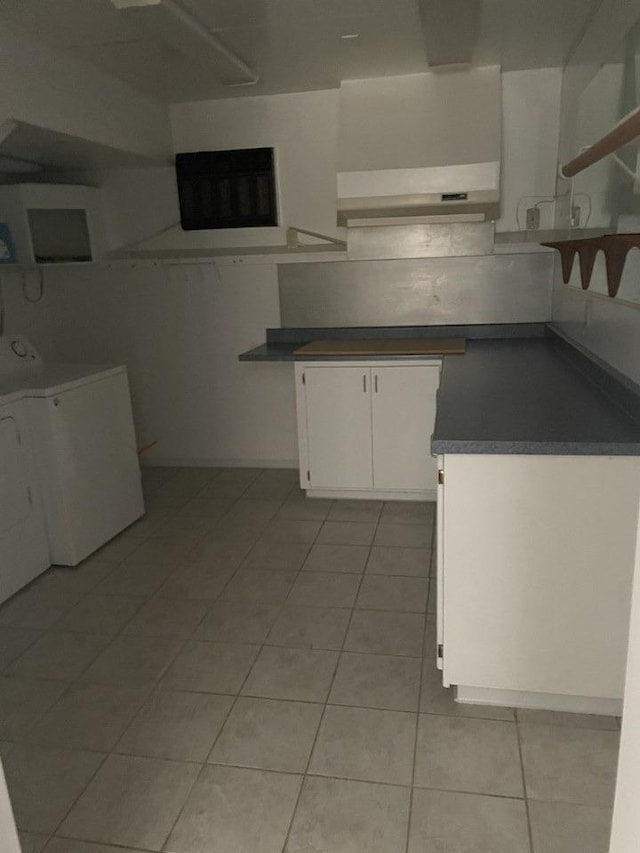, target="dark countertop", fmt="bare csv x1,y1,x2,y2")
432,337,640,455
239,322,640,455
238,323,546,362
239,342,301,362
